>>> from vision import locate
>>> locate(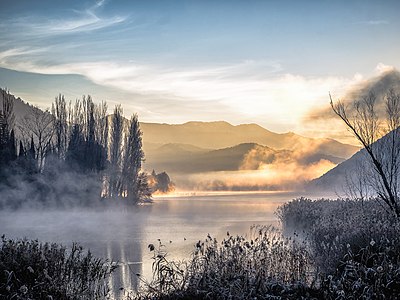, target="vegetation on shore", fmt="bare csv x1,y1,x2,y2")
132,198,400,299
0,236,116,299
0,89,152,208
3,198,400,299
